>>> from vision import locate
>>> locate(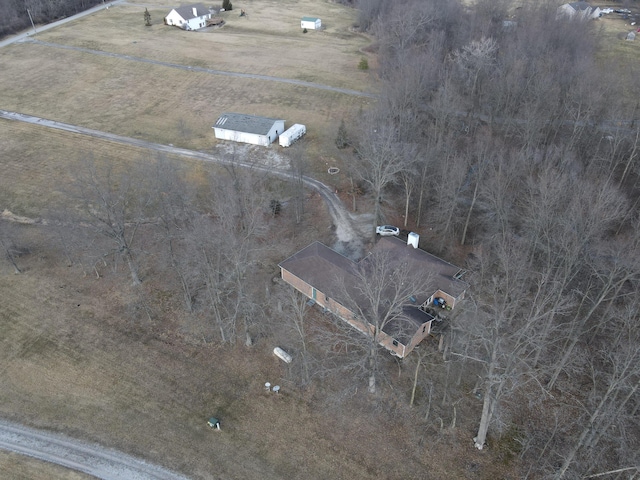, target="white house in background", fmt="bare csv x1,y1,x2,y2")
557,2,601,20
301,16,321,30
213,113,285,146
165,3,211,30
